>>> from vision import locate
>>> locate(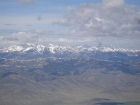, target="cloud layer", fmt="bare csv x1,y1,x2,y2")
54,0,140,38
0,31,38,44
